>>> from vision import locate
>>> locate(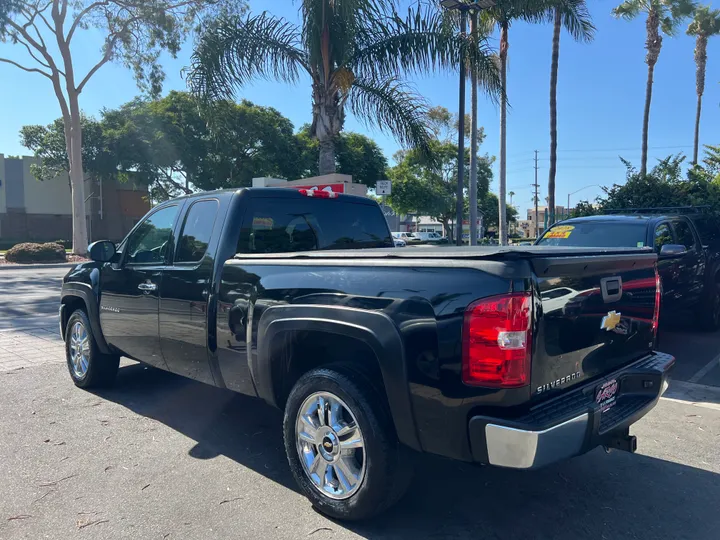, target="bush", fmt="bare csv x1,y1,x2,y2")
4,242,67,264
